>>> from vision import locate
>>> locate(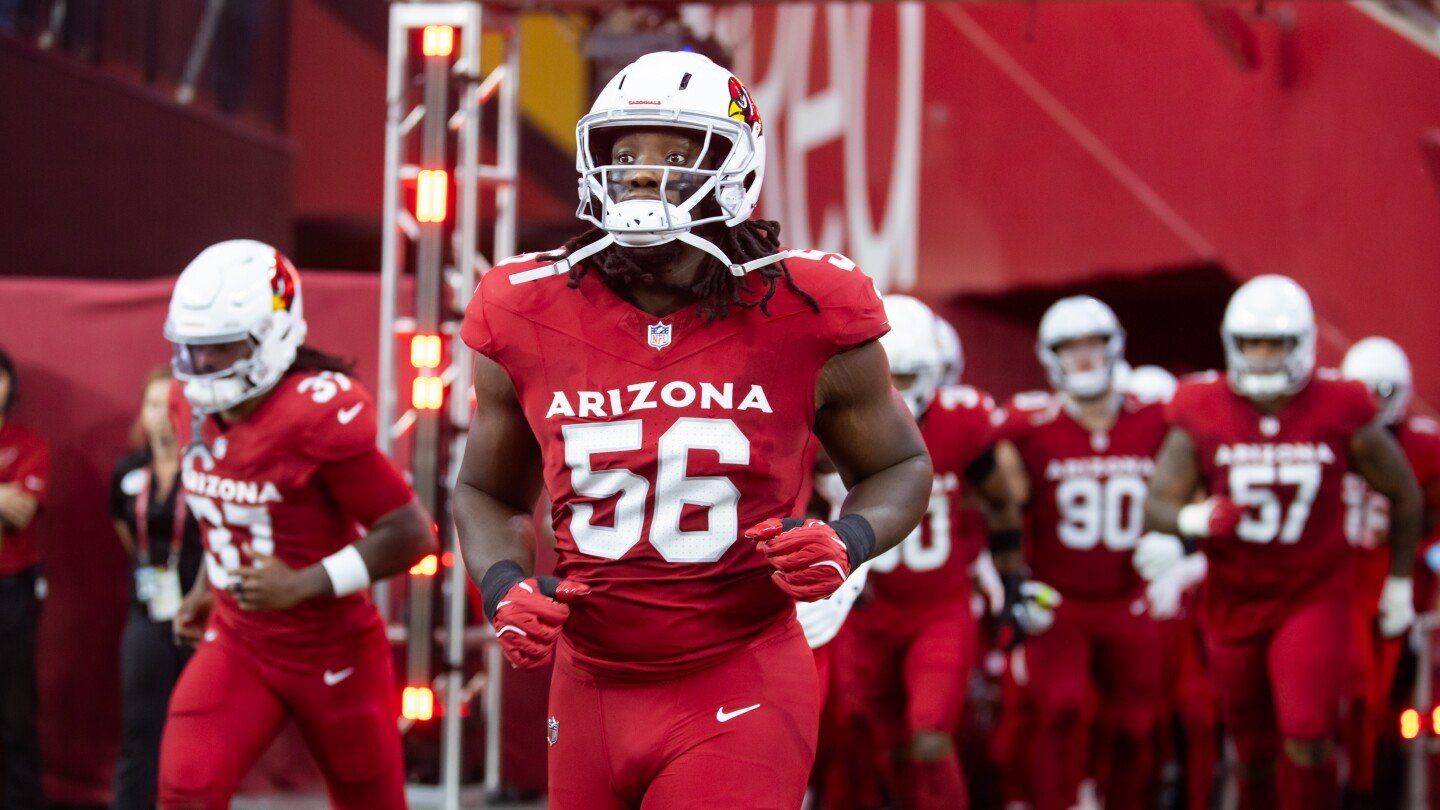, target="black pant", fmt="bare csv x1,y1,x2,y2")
114,603,192,810
0,567,40,810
